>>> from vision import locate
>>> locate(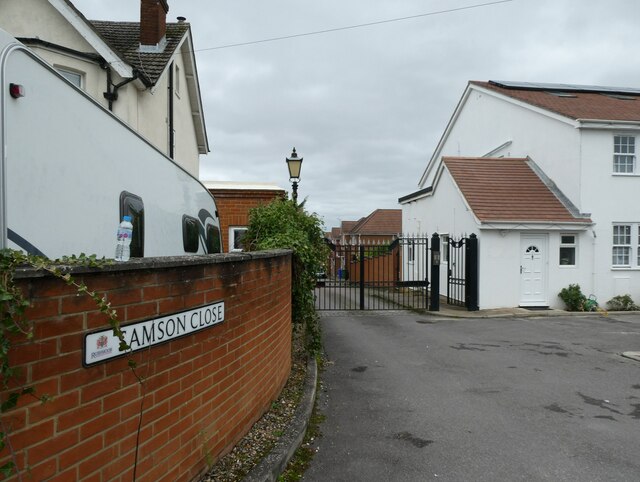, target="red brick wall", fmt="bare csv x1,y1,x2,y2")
1,251,292,481
209,189,286,252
